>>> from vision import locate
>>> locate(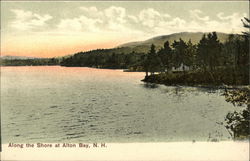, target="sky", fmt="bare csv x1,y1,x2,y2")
1,1,249,58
